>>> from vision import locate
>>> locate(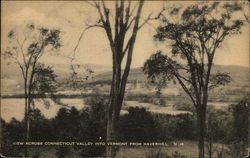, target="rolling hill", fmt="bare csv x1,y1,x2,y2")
1,62,249,96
